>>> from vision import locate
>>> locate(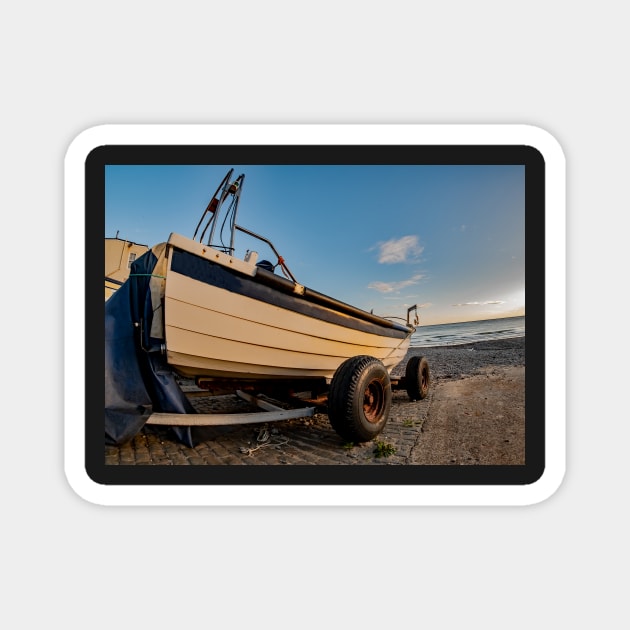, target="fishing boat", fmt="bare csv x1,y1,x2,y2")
105,169,429,447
